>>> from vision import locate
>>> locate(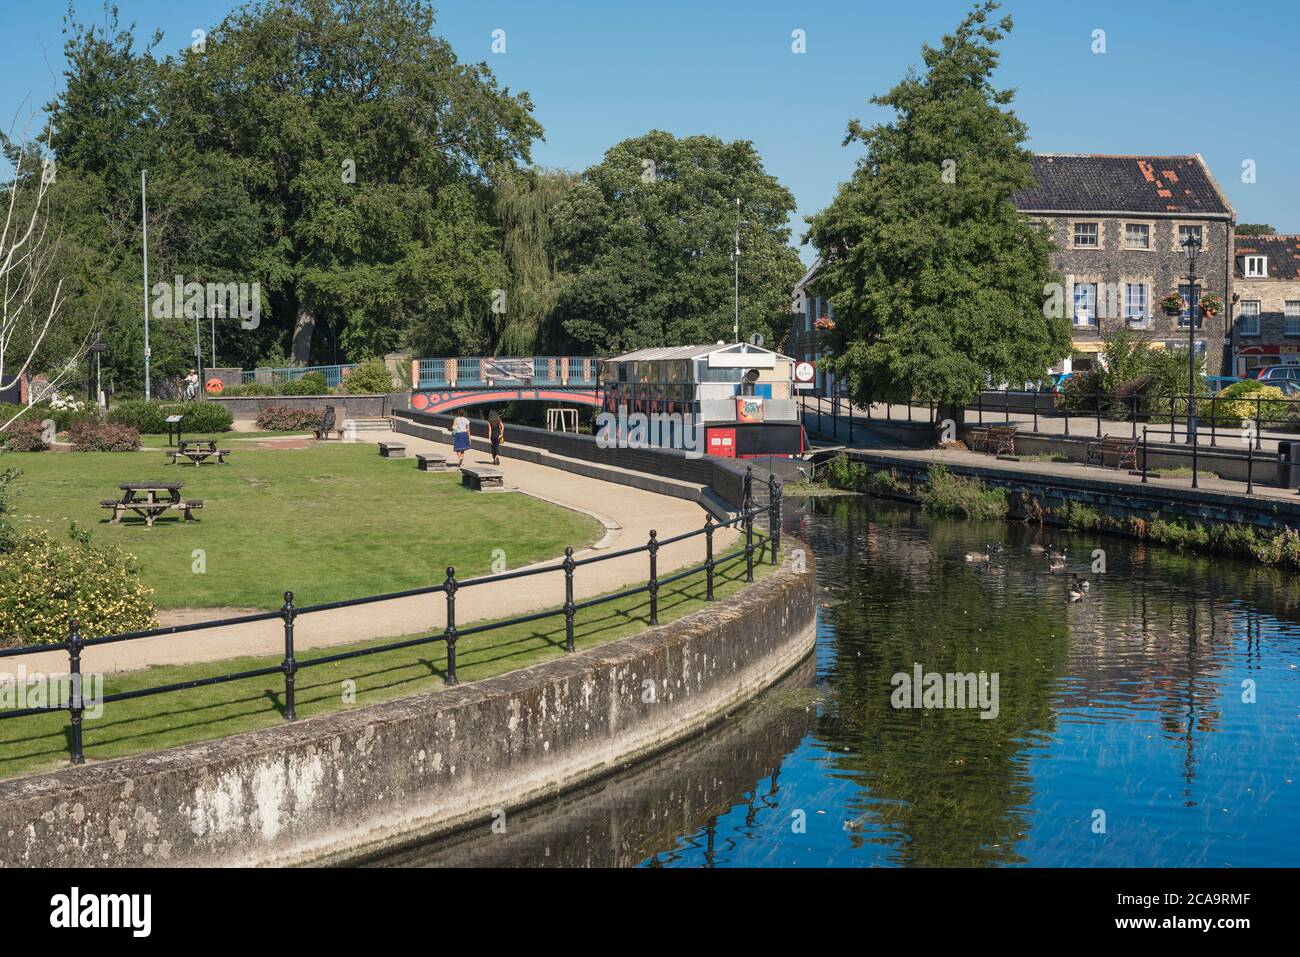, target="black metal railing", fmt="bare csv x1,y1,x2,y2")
0,469,782,767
